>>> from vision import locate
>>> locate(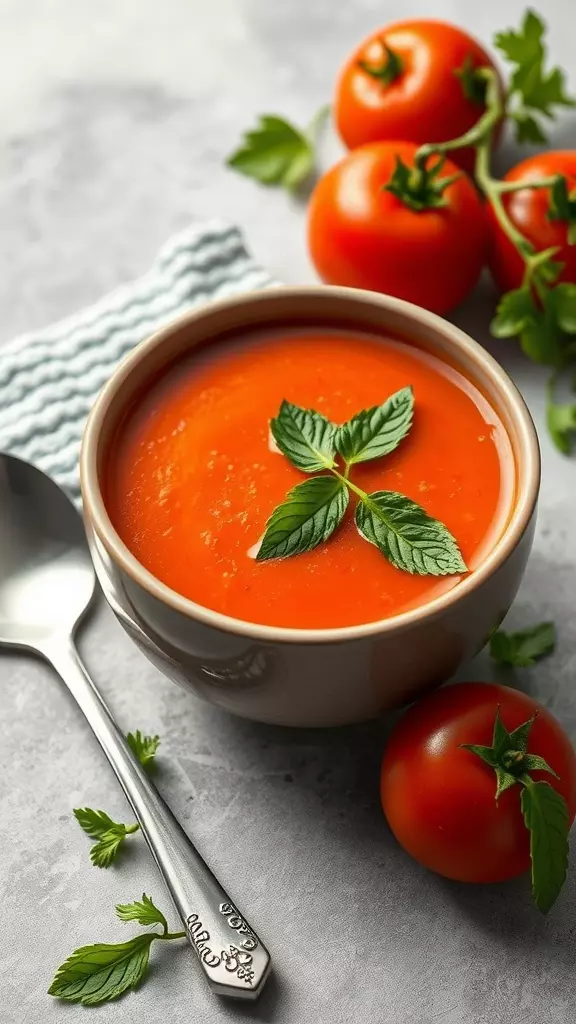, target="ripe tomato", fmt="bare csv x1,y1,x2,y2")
335,19,502,176
381,682,576,884
488,151,576,292
307,140,487,315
